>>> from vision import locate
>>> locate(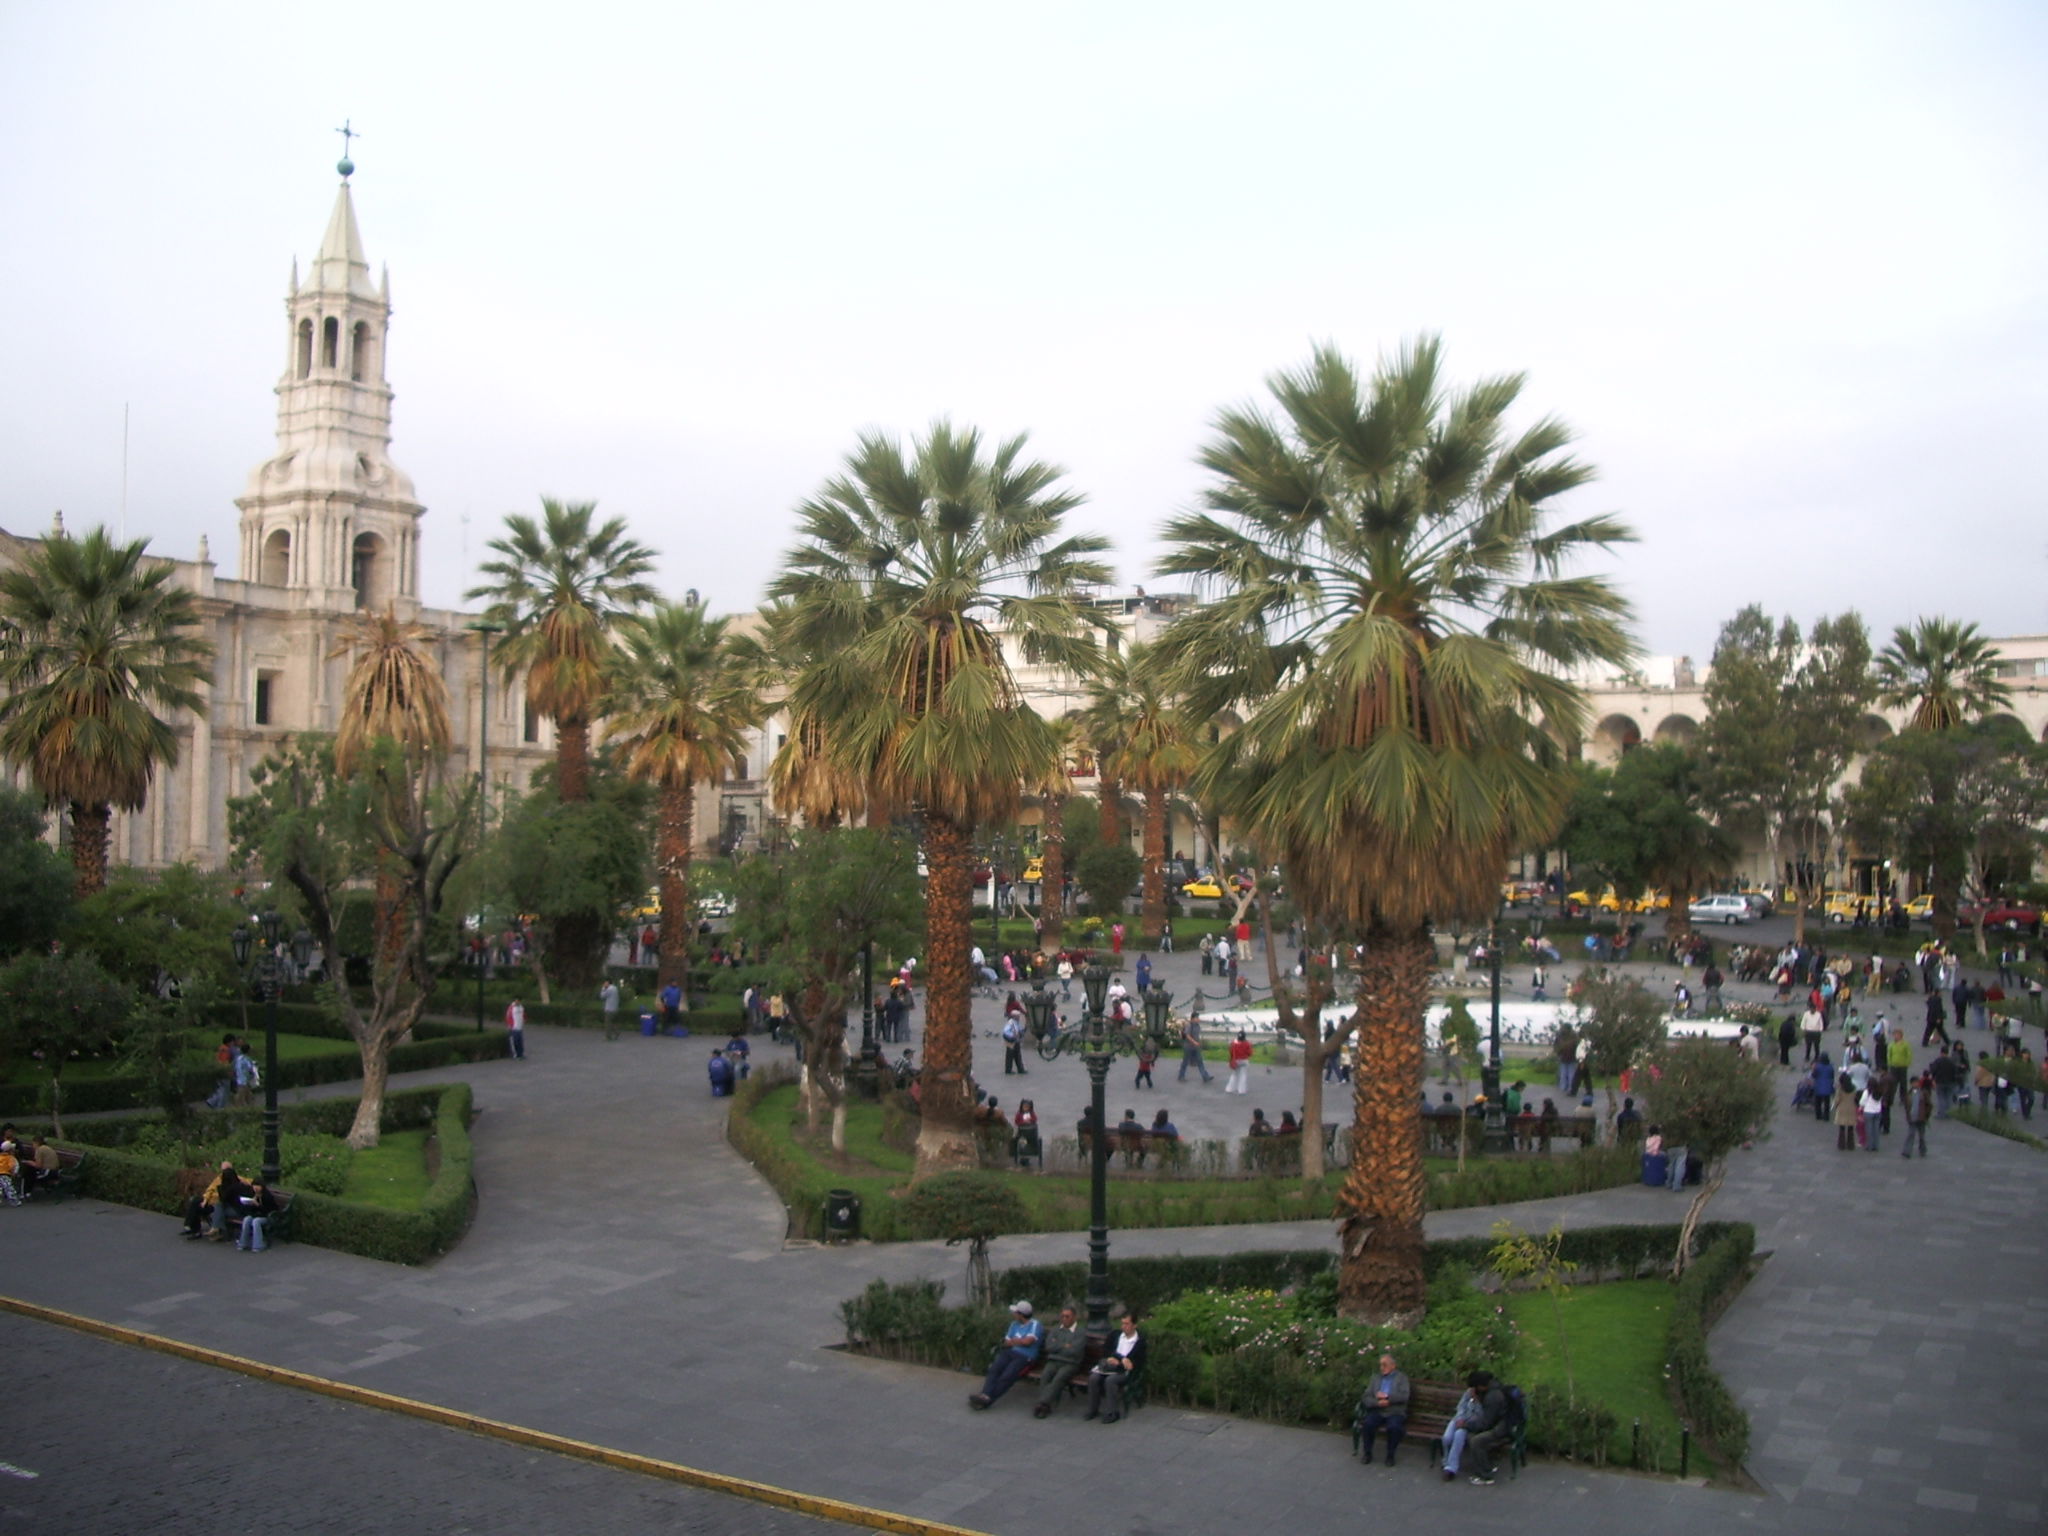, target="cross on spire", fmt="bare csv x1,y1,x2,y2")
335,119,360,178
